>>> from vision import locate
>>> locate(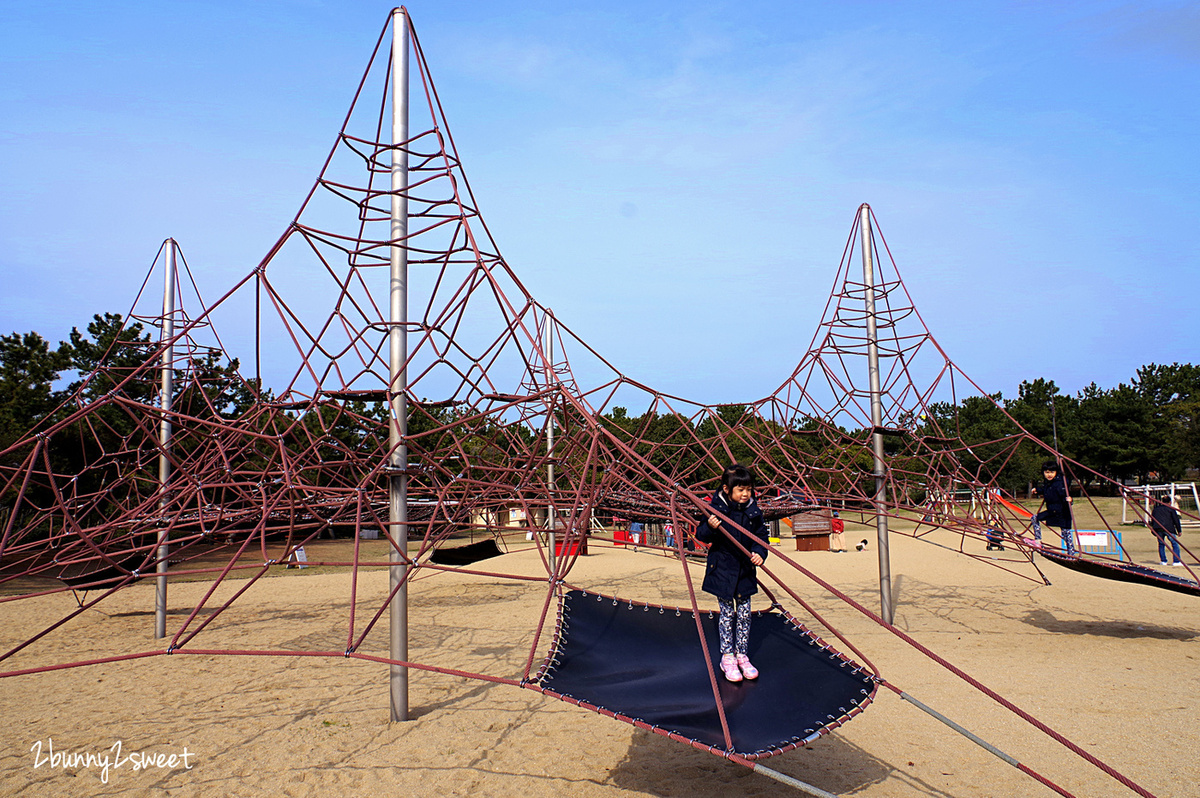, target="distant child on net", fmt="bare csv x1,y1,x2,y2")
1032,461,1074,555
698,464,769,683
